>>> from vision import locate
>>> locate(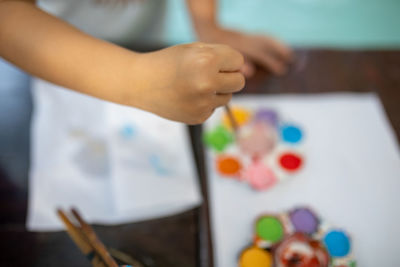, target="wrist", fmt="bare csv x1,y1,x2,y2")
119,50,169,114
117,52,148,109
